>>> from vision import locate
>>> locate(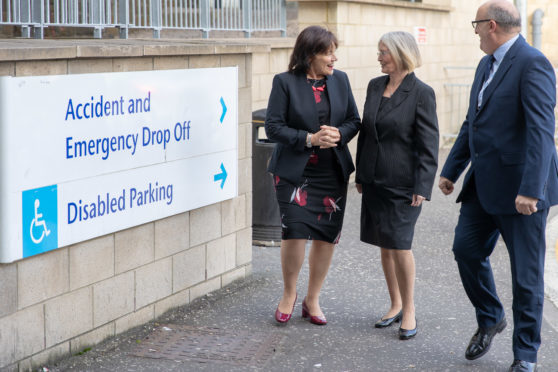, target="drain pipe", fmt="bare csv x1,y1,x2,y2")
515,0,527,38
532,9,544,50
